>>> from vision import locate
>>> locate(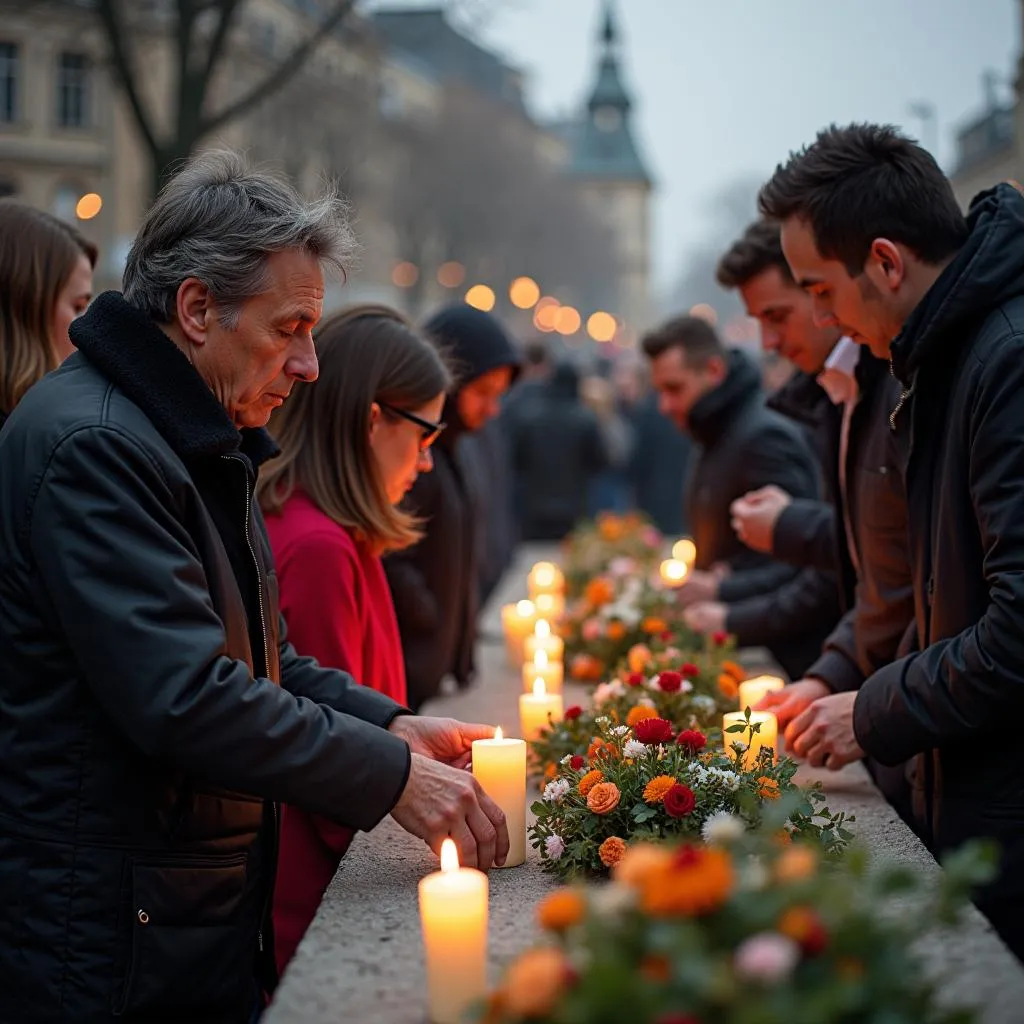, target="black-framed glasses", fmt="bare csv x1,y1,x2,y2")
379,402,446,450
